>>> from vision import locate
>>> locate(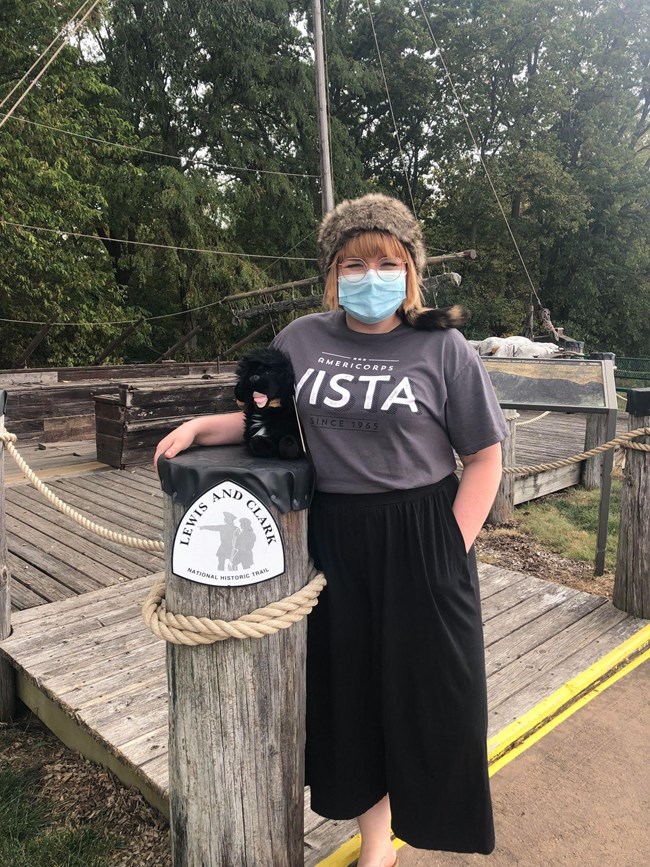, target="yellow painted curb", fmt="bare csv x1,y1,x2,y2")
487,622,650,772
315,622,650,867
